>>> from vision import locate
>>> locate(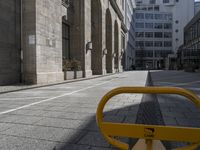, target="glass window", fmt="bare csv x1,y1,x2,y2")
144,51,153,57
154,41,163,47
62,22,70,59
136,41,144,48
150,0,156,4
164,32,172,38
145,32,153,38
145,13,154,19
155,32,163,38
163,0,169,3
136,32,144,37
154,6,159,11
145,23,154,29
164,41,172,47
154,23,163,29
164,23,172,29
145,41,153,47
136,13,144,19
148,7,153,11
155,14,163,20
136,22,144,28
